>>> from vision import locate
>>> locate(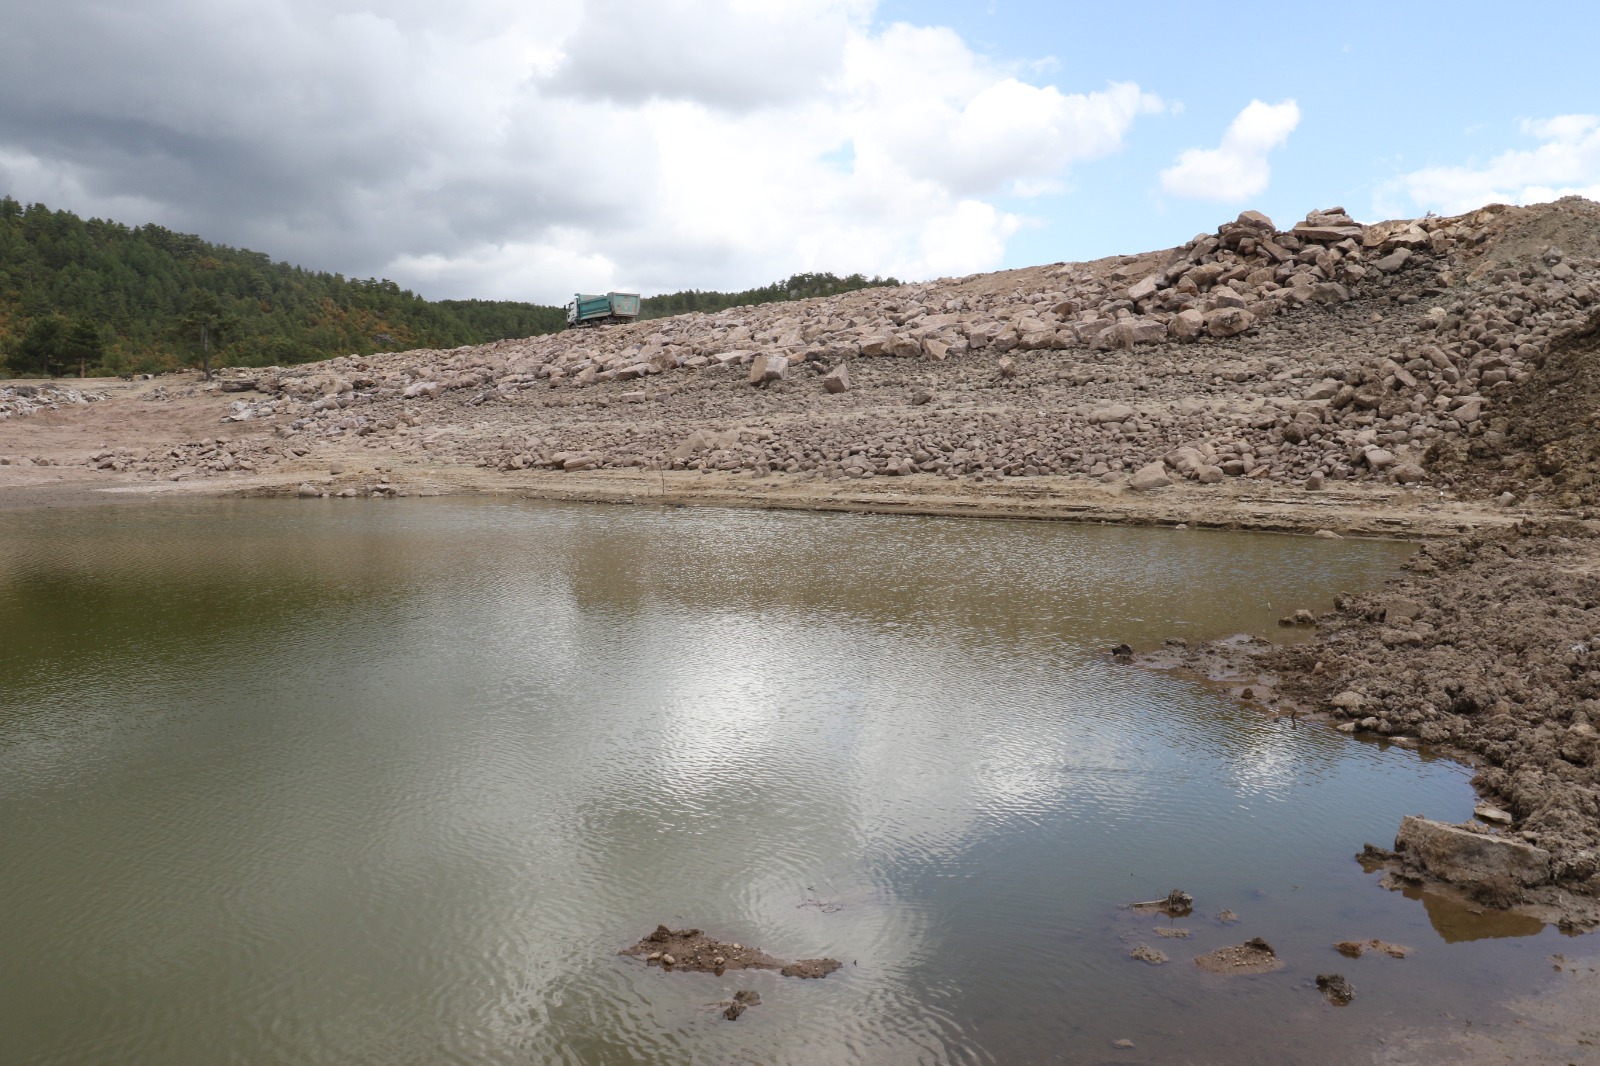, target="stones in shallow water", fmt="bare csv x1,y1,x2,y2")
1128,888,1194,916
1317,973,1355,1005
722,989,761,1021
1129,944,1168,965
622,925,841,979
1334,938,1412,959
1195,937,1283,975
